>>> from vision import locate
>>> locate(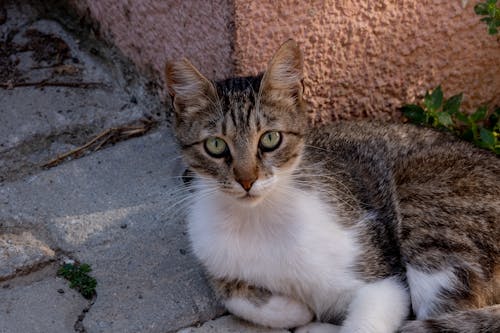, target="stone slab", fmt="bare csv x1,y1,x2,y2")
0,276,88,333
0,129,222,333
0,231,55,280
